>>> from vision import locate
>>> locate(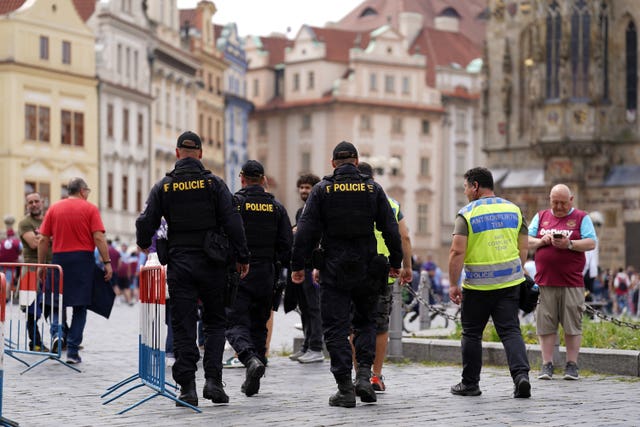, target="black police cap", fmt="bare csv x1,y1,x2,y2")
332,141,358,160
241,160,264,178
176,131,202,149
